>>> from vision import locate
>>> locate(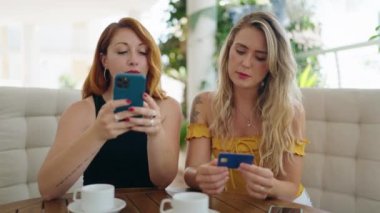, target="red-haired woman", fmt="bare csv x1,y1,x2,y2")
38,17,182,200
